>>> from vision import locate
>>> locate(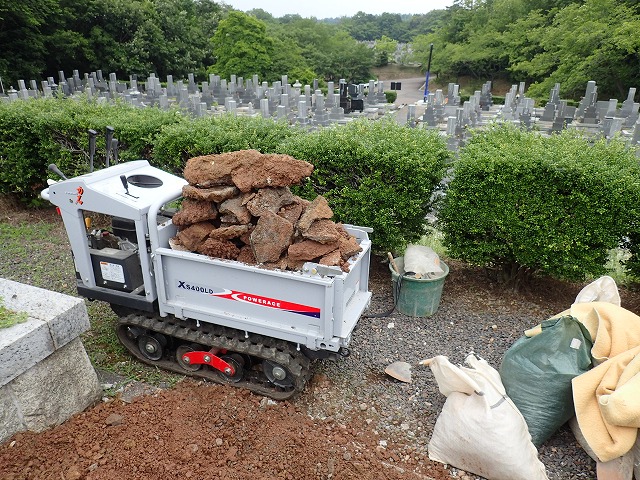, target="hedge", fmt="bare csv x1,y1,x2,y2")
438,123,640,283
0,97,183,201
278,118,450,253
